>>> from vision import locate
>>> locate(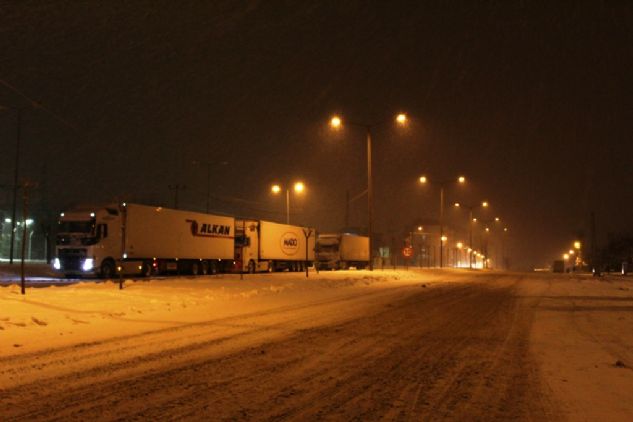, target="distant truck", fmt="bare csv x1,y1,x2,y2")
235,219,315,273
53,203,235,278
316,233,369,270
552,260,565,273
